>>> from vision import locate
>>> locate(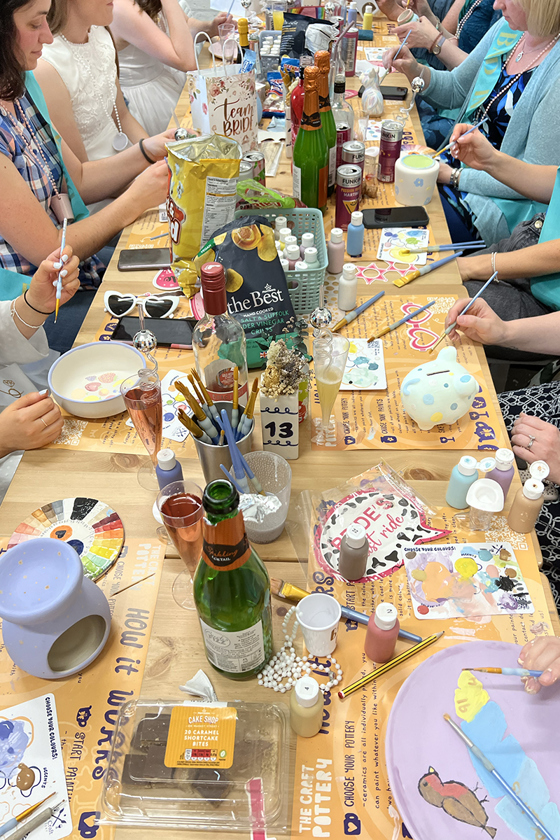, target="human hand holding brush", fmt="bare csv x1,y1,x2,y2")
518,636,560,694
26,245,80,321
